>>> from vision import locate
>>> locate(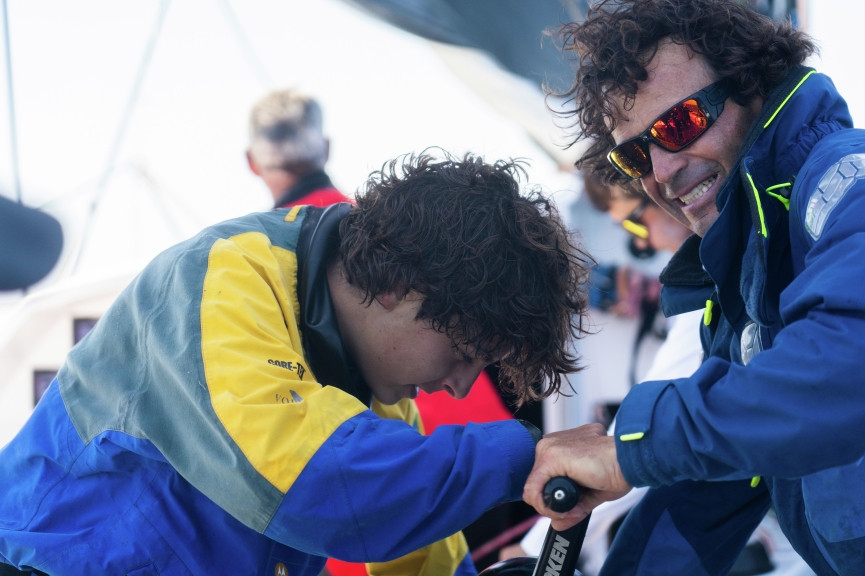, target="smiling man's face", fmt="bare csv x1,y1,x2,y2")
610,39,762,237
